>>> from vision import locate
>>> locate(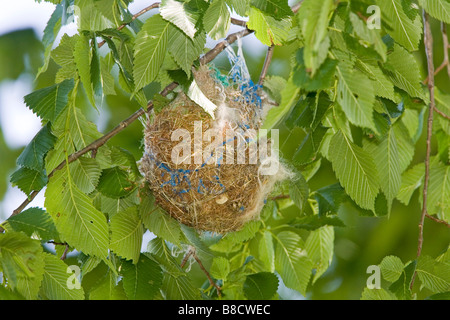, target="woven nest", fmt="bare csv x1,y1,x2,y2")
140,66,286,233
